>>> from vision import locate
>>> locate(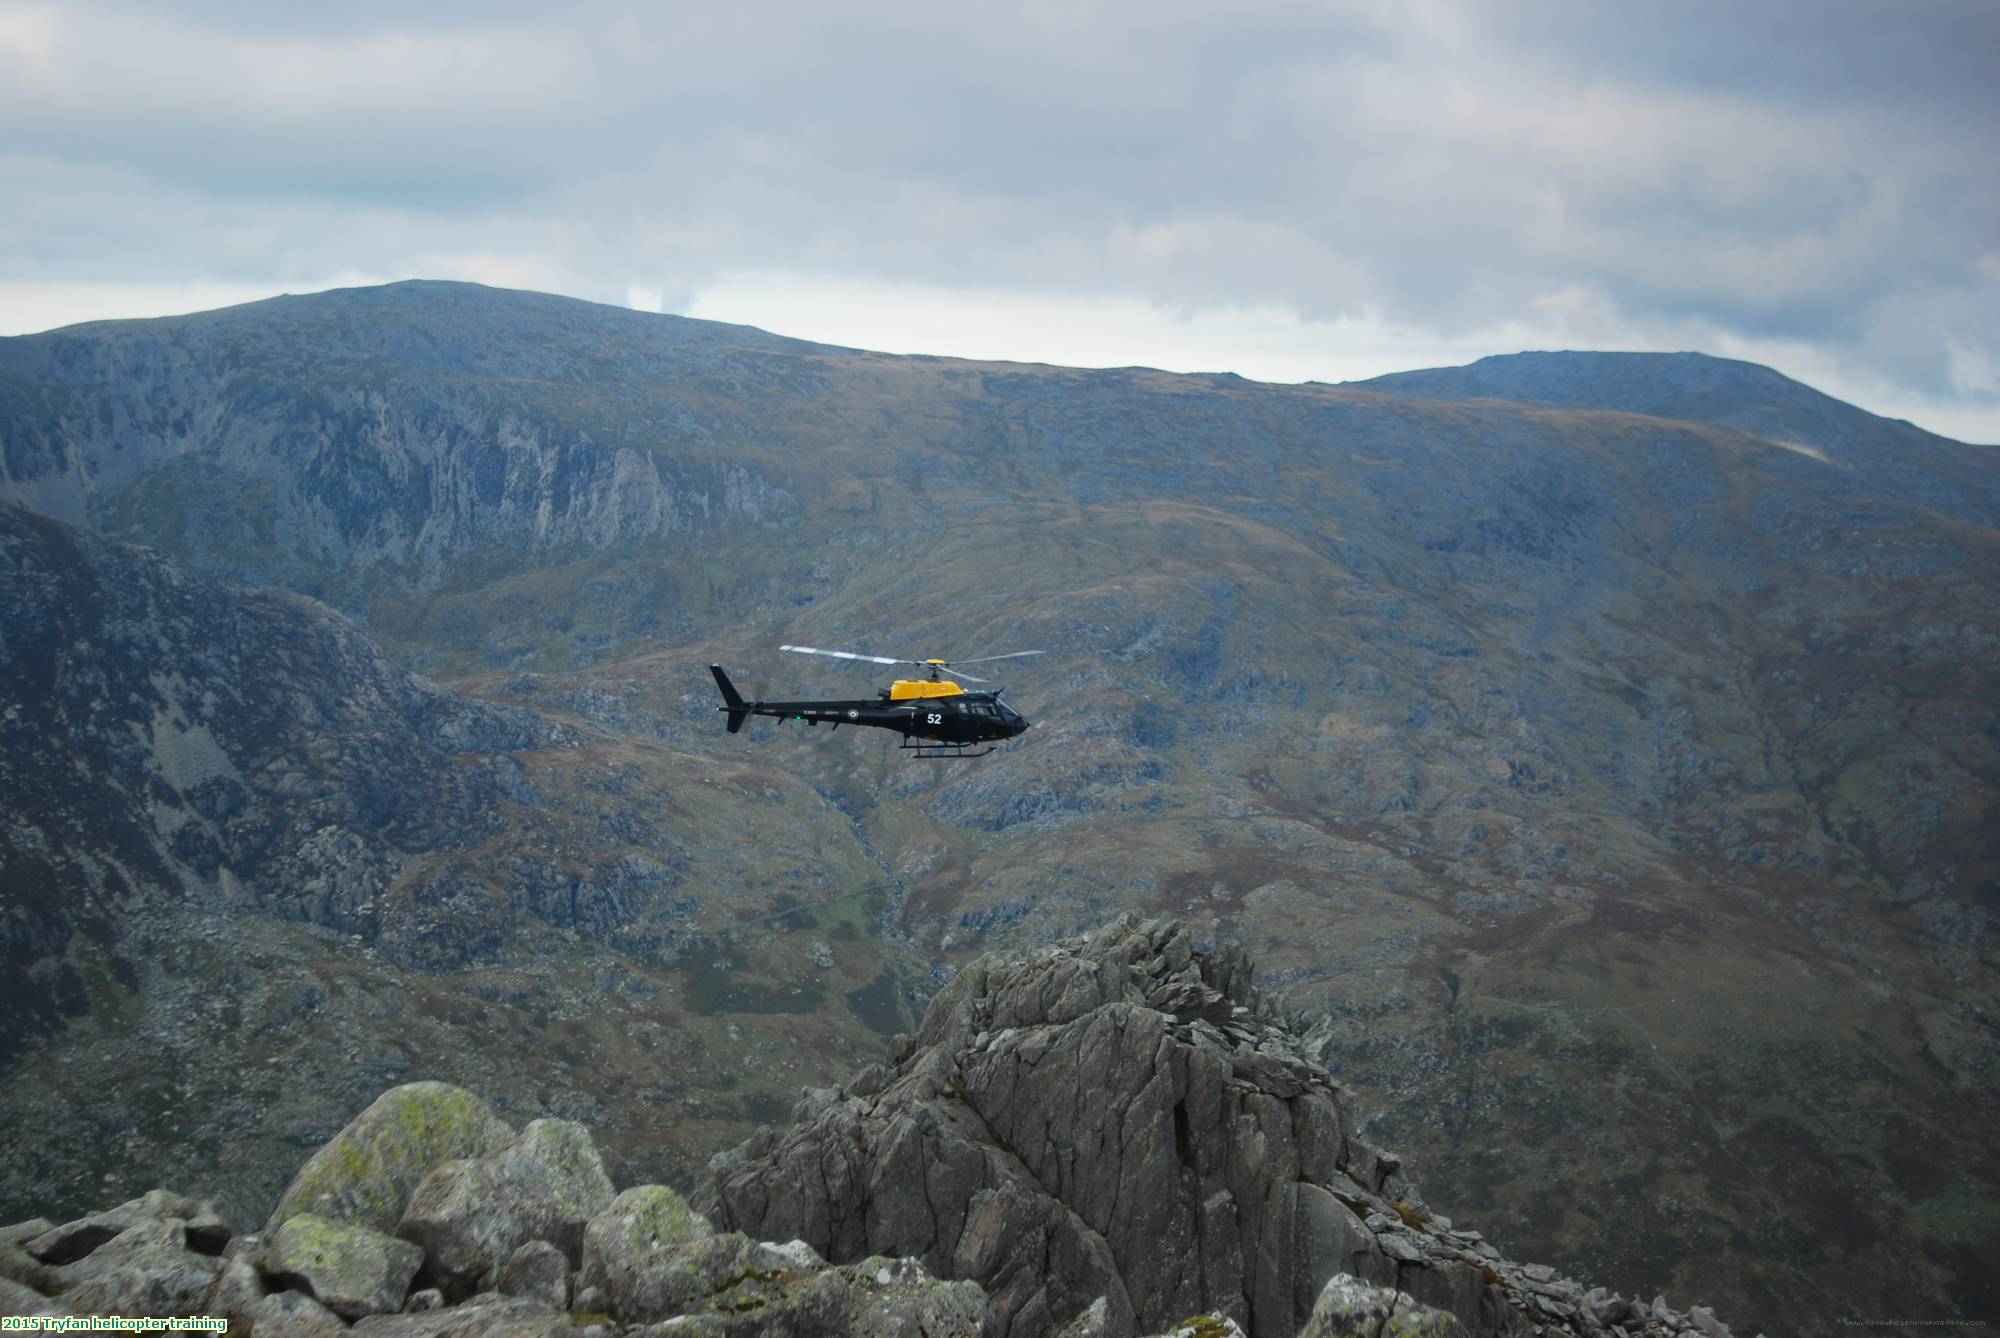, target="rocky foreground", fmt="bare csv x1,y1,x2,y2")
0,919,1746,1336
